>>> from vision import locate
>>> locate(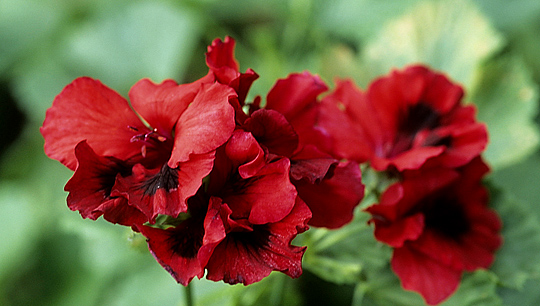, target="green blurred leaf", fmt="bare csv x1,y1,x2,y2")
360,0,503,89
441,271,502,306
497,277,540,306
318,0,421,42
0,0,64,75
353,266,425,306
471,56,540,169
302,211,391,284
60,1,202,95
489,185,540,289
472,0,540,32
490,151,540,211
